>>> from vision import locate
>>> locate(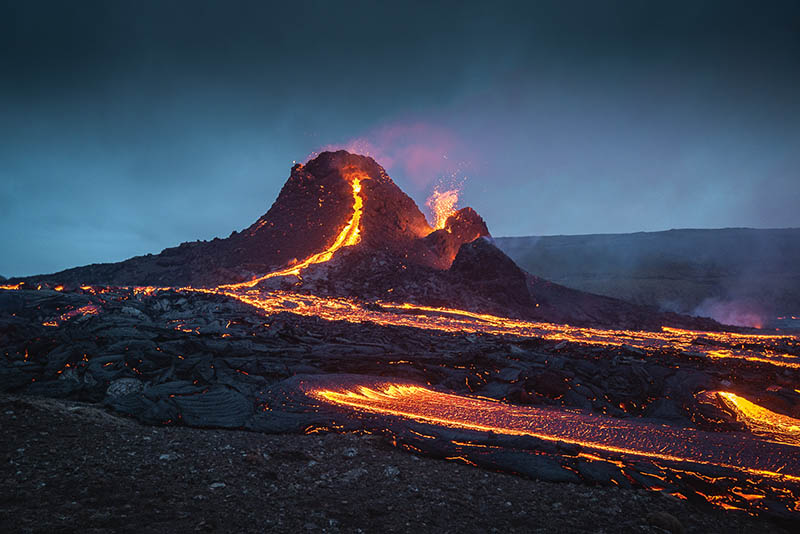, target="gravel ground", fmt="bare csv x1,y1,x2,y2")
0,394,786,534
